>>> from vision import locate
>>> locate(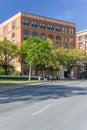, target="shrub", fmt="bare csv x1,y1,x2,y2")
10,70,20,76
0,68,5,75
